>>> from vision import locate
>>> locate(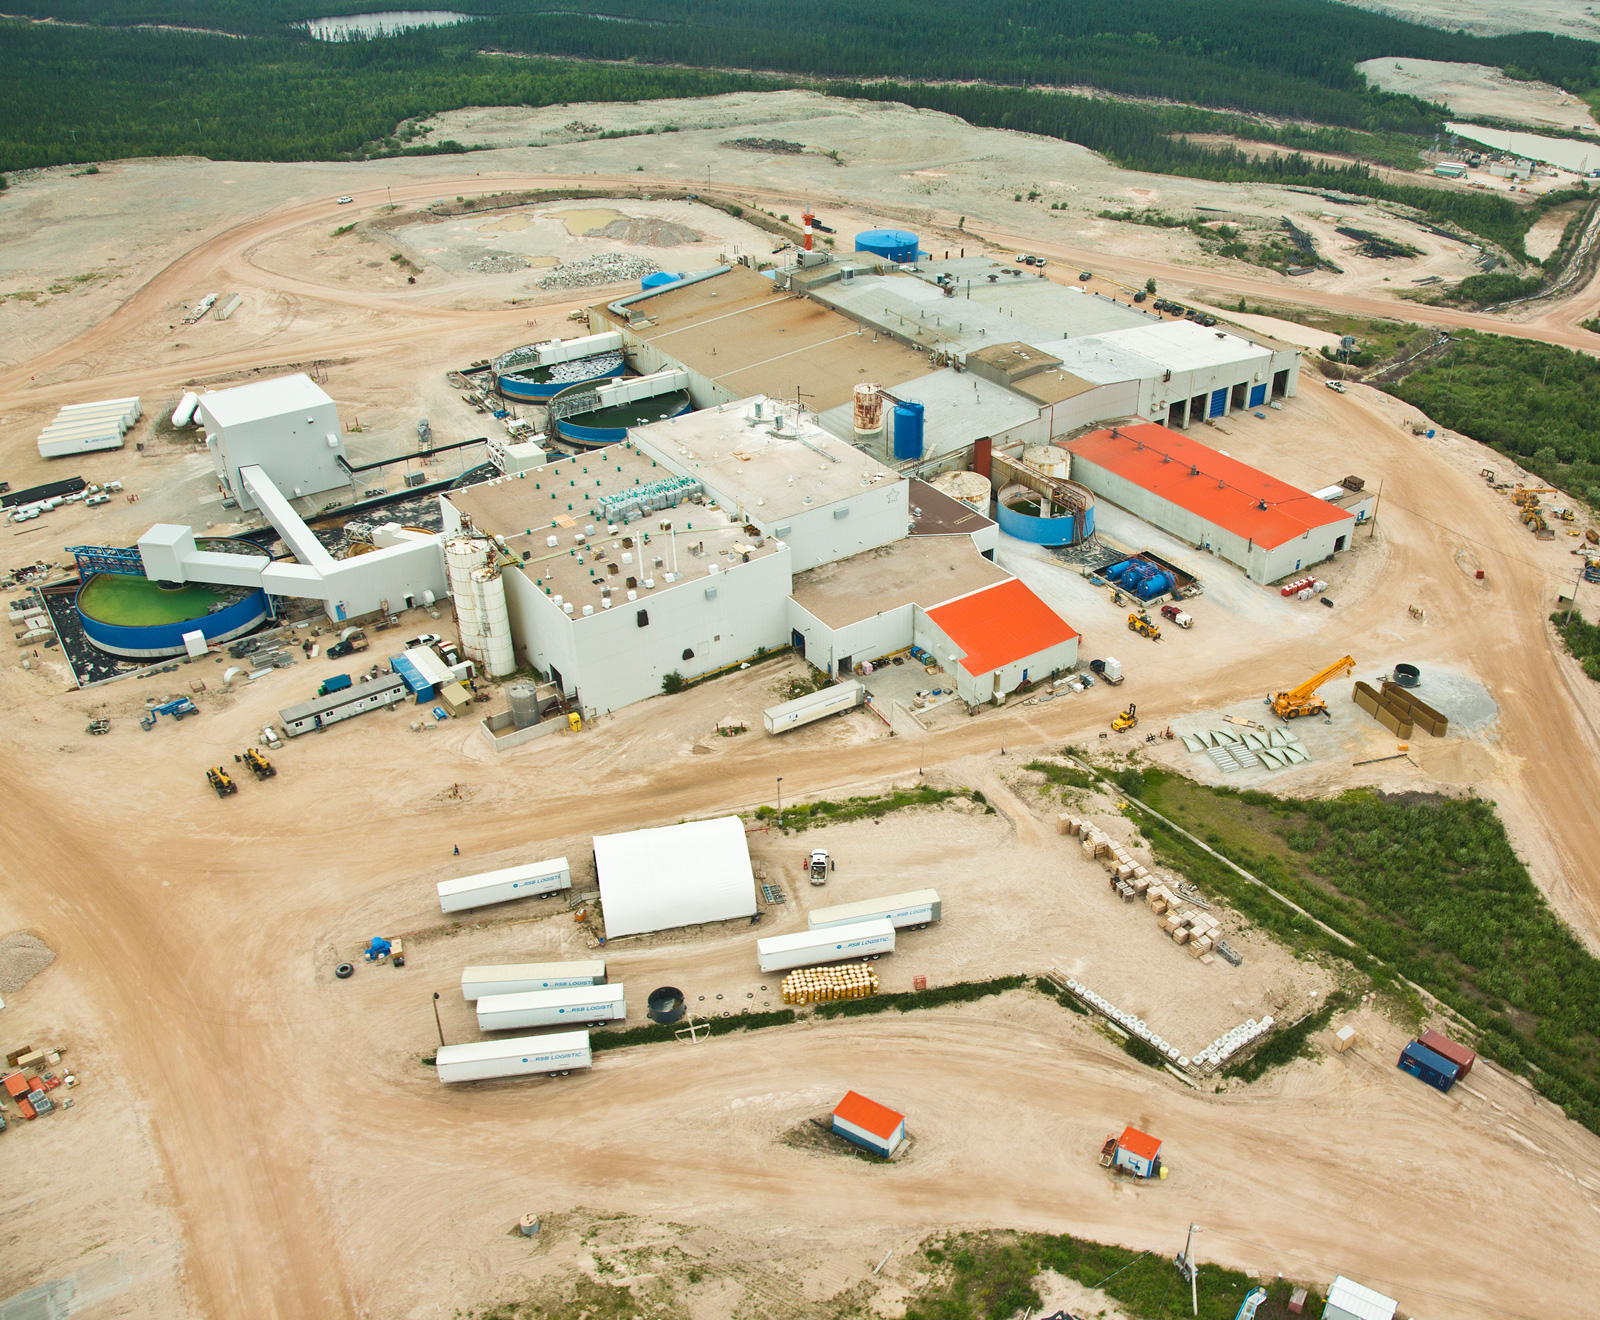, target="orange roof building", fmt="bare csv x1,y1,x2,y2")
1066,423,1358,585
832,1090,907,1156
919,578,1080,706
1113,1125,1163,1178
